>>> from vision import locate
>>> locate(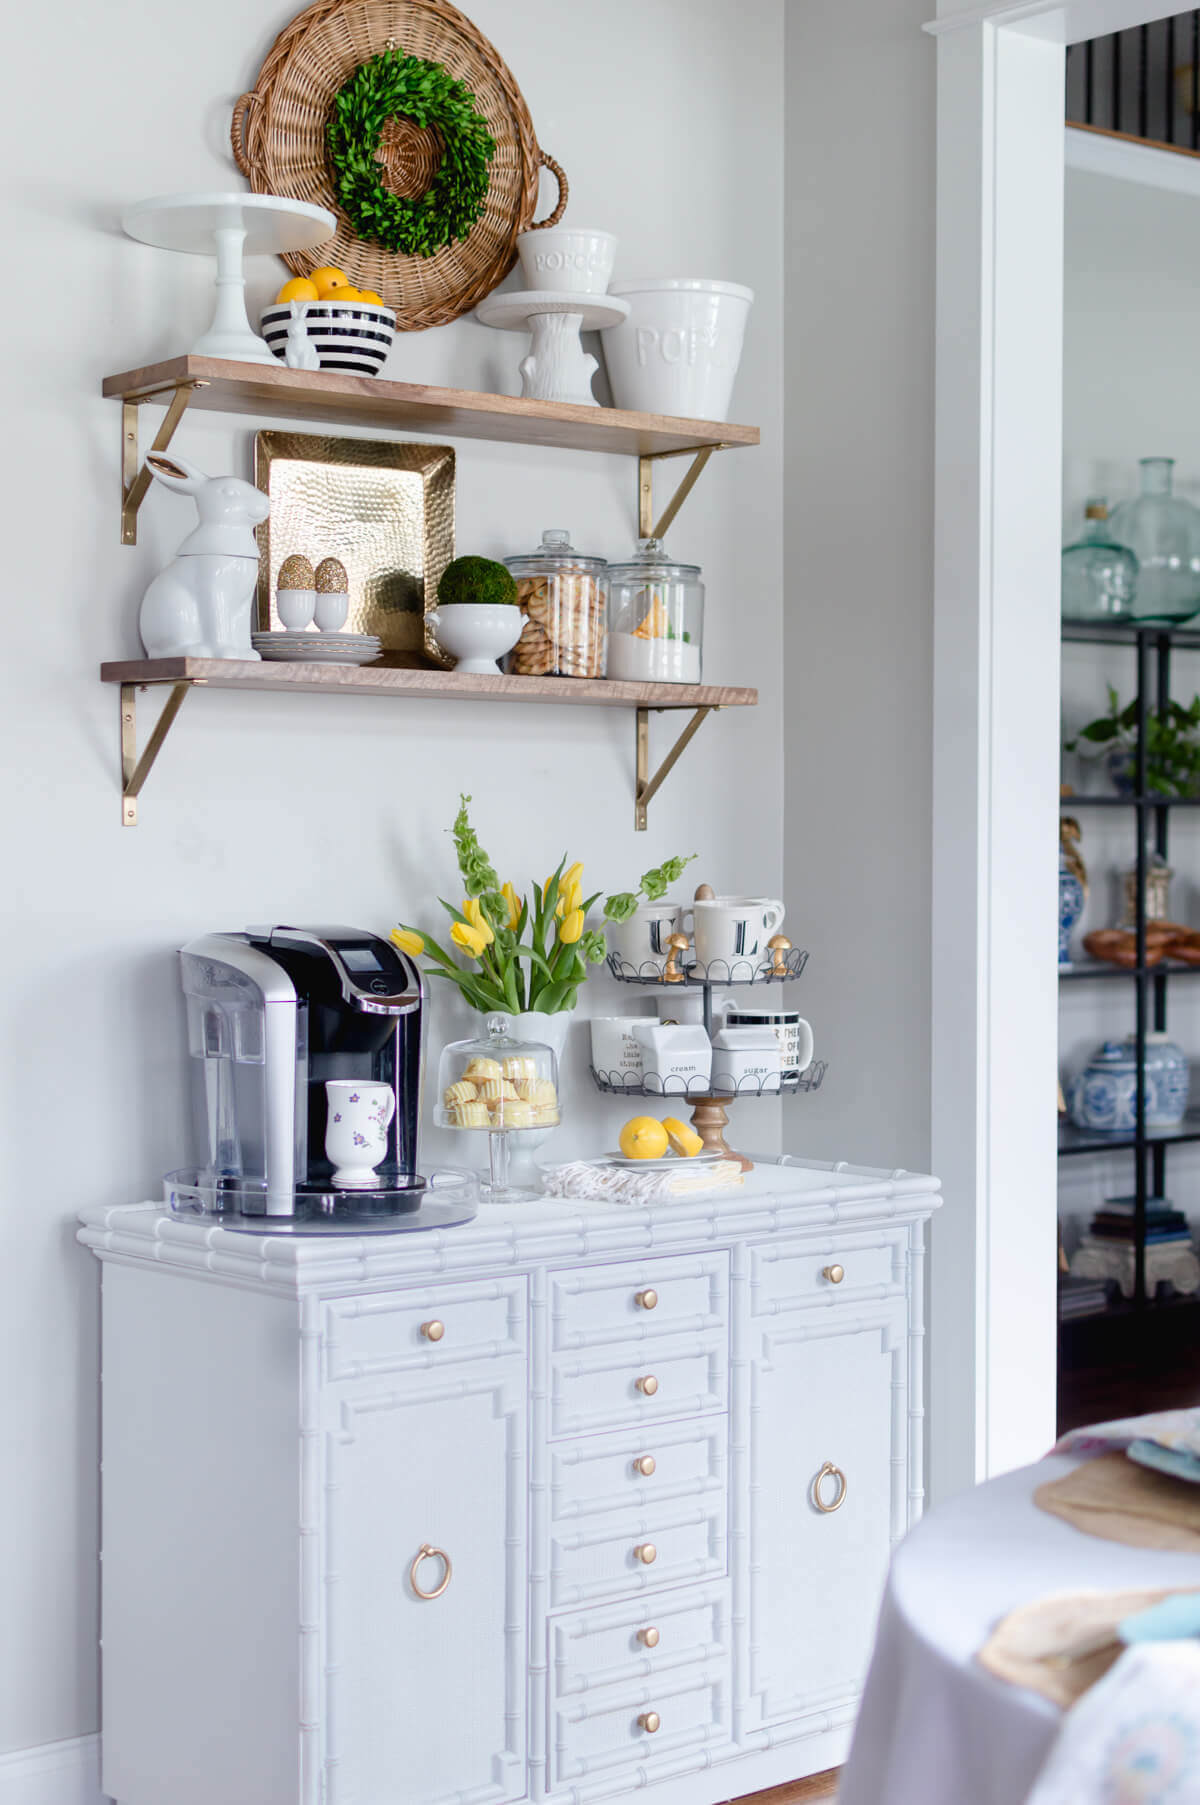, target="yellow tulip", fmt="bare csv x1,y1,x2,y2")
559,908,584,945
555,878,583,920
563,861,584,892
501,882,521,930
461,897,495,945
390,926,424,957
450,920,489,959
